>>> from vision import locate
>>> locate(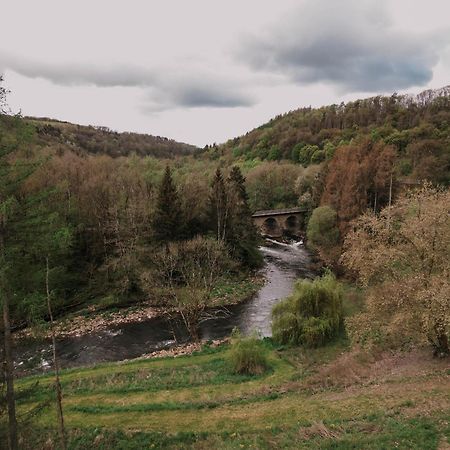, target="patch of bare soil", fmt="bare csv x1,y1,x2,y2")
298,421,343,439
305,348,449,391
